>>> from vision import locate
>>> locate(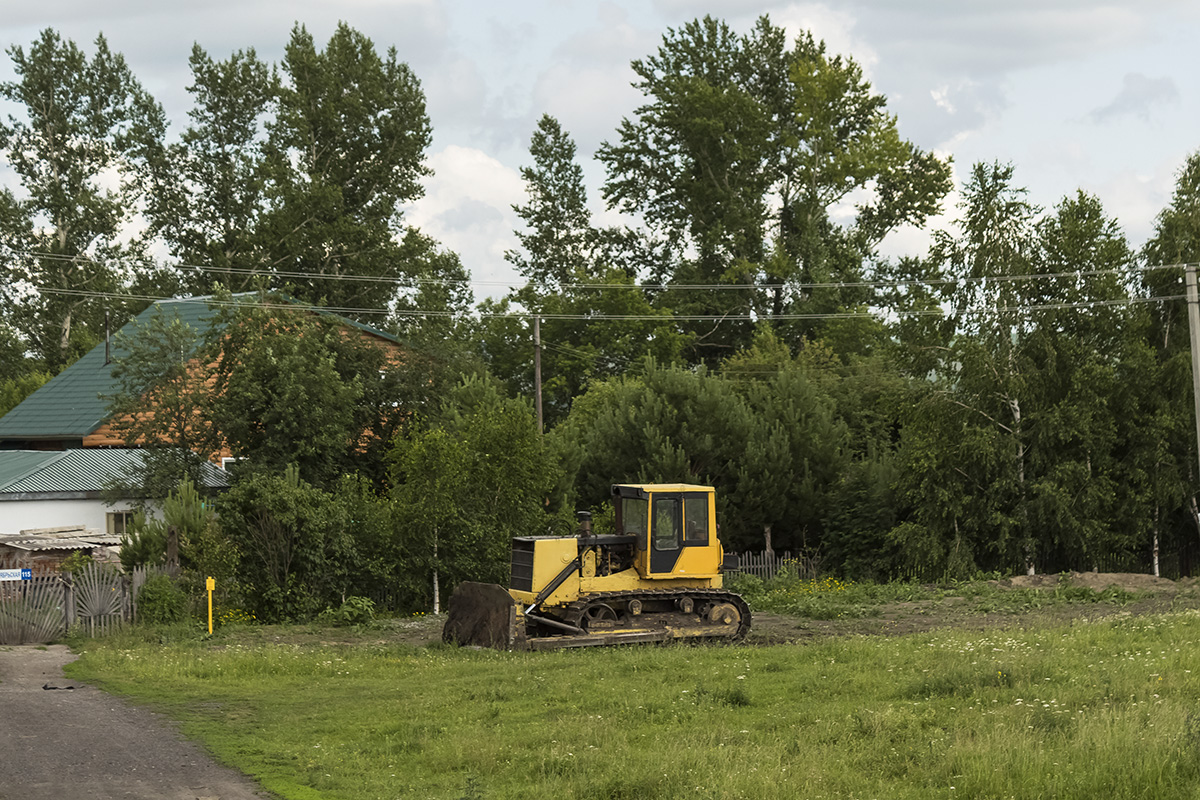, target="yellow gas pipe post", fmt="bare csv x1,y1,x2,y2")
206,576,215,634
